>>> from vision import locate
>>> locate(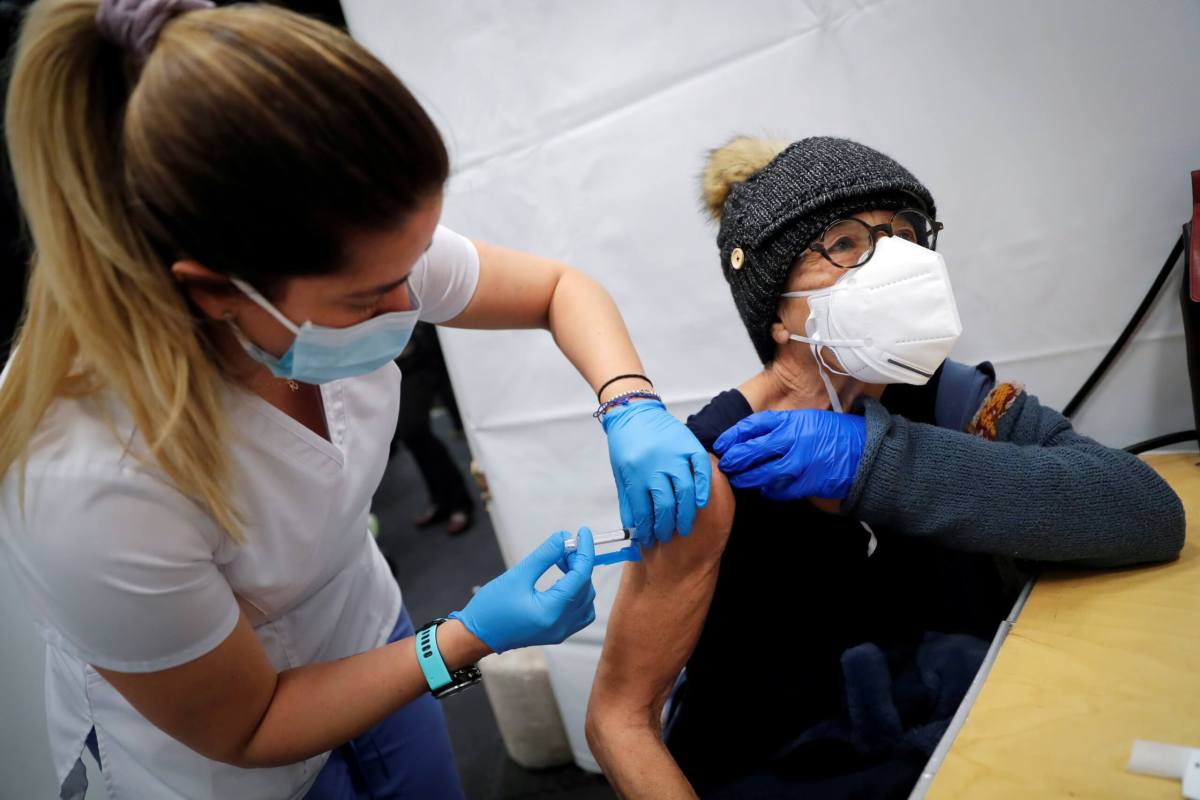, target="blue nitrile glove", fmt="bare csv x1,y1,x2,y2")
449,528,596,653
712,409,867,502
602,400,712,547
